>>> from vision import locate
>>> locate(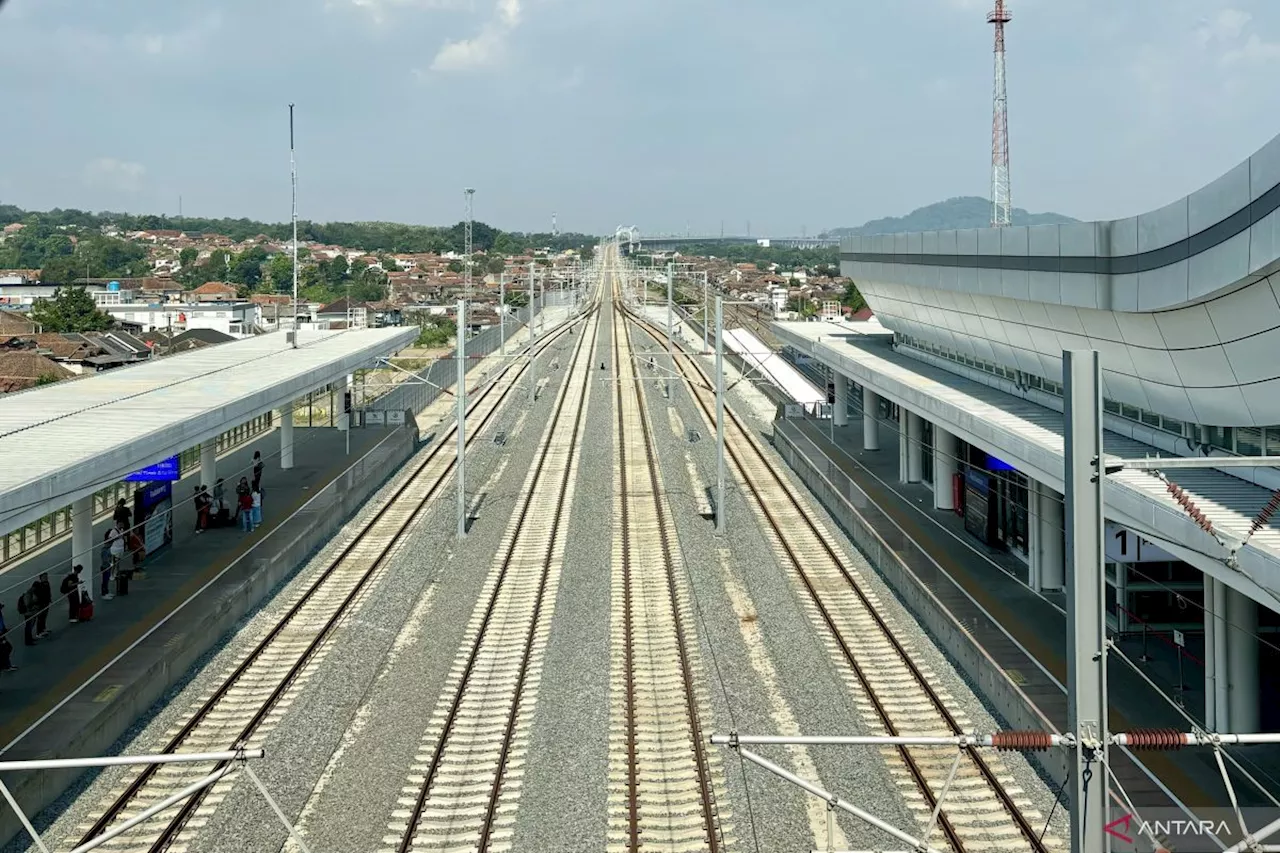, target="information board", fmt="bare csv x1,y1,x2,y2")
124,456,180,482
963,469,993,545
